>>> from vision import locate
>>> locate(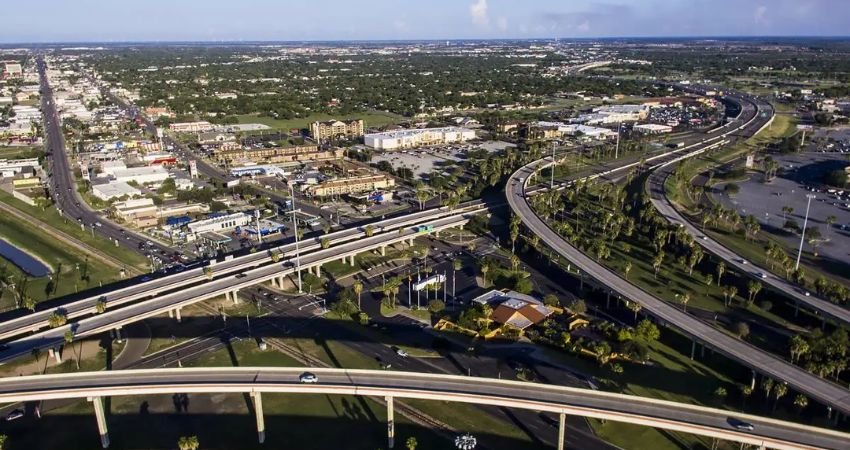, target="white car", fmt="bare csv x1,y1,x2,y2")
299,372,319,383
396,348,409,358
757,272,768,279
